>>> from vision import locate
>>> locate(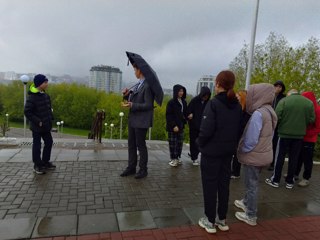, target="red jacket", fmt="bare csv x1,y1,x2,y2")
302,92,320,142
